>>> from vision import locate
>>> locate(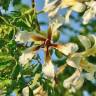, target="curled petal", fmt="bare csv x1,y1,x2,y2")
66,53,82,68
54,43,78,55
63,69,84,92
80,59,96,73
